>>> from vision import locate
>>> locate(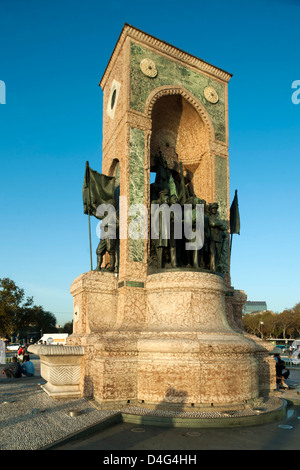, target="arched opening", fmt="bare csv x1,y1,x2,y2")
149,93,211,202
148,93,215,272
